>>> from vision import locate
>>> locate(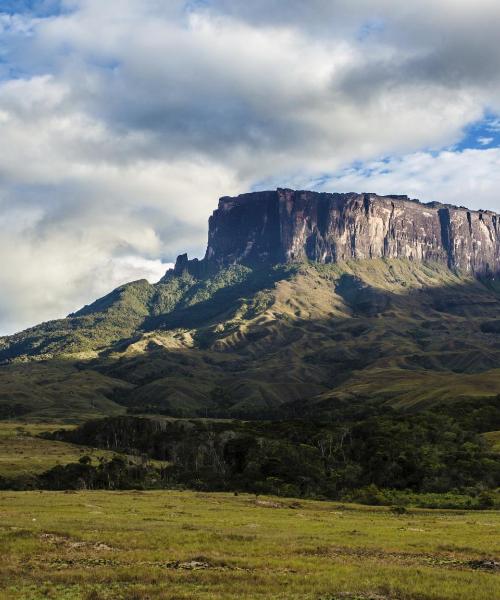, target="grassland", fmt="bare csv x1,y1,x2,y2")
0,423,121,479
0,362,127,423
0,490,498,600
484,431,500,453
